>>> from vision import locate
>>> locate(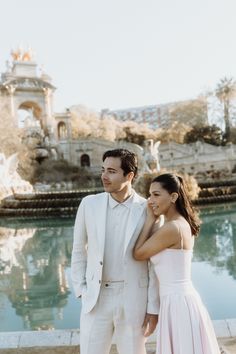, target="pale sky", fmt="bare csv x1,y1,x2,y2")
0,0,236,113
